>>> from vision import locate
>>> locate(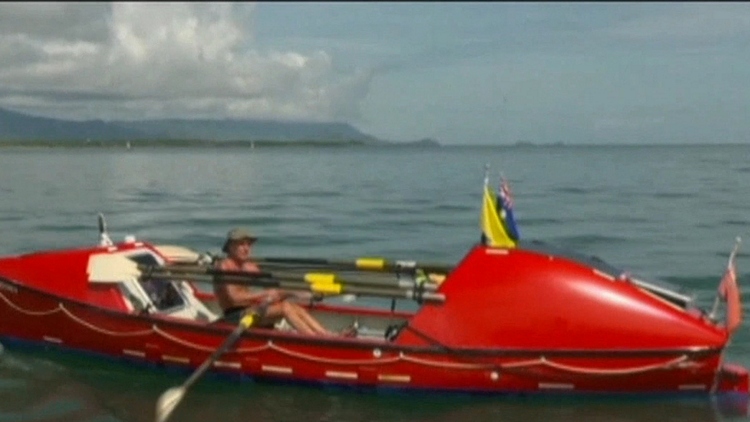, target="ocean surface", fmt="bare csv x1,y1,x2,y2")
0,144,749,422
